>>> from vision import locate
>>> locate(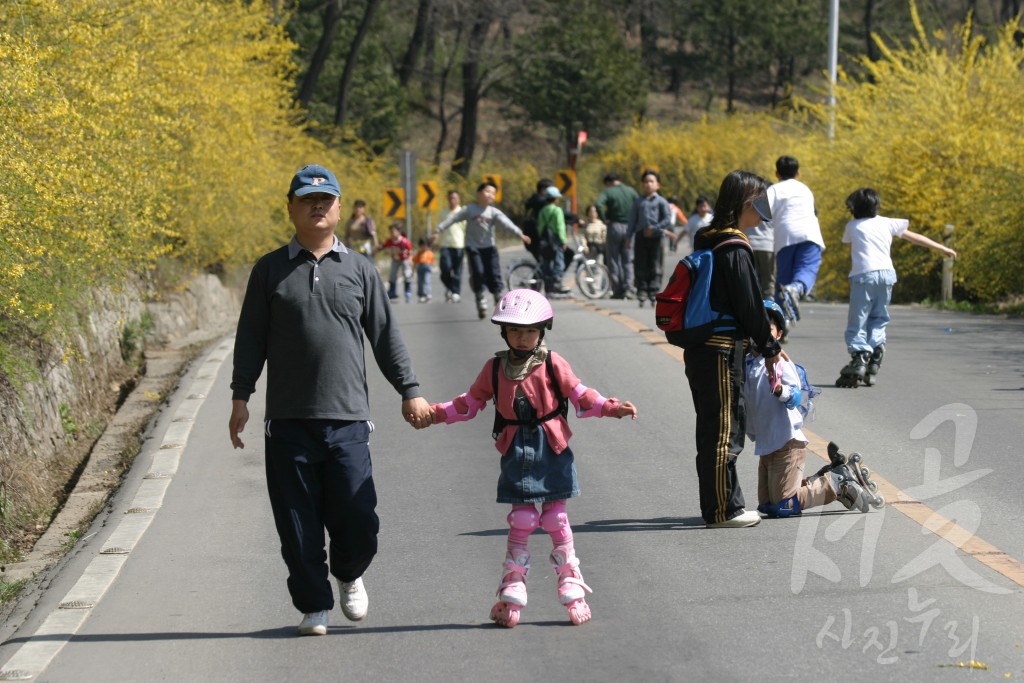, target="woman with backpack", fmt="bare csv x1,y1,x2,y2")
683,170,781,528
